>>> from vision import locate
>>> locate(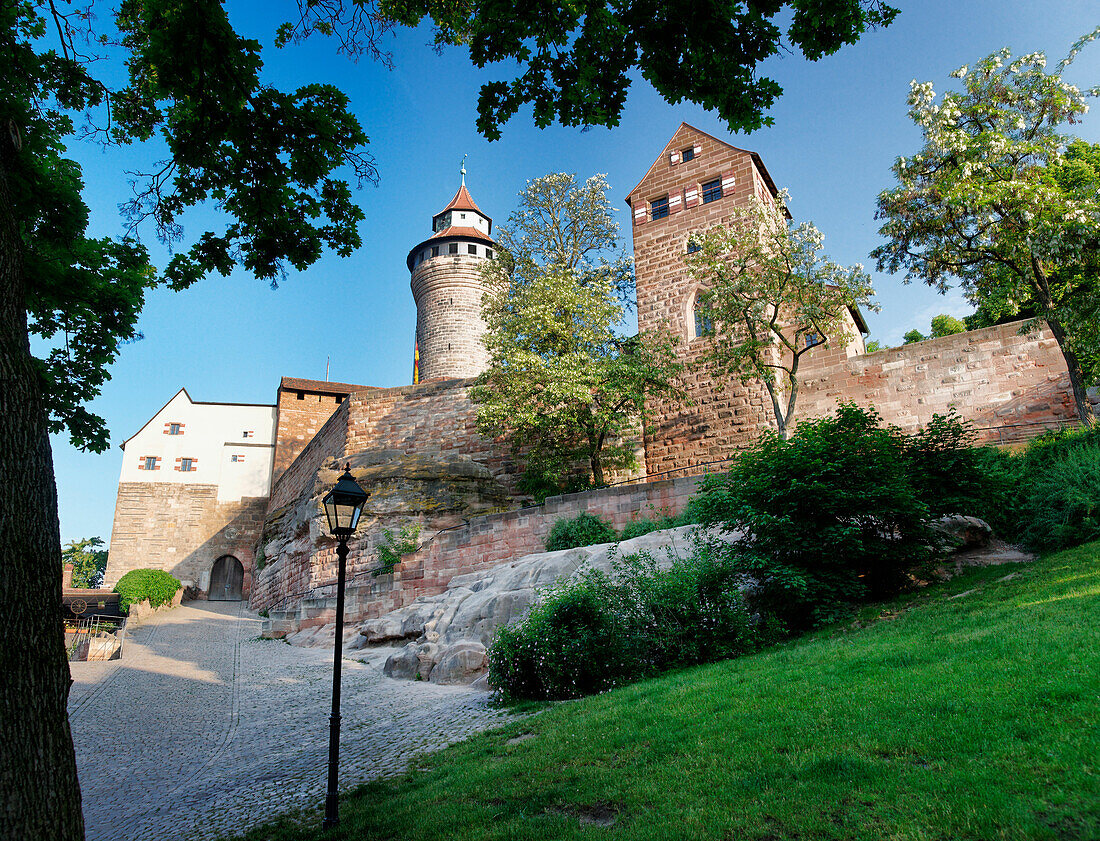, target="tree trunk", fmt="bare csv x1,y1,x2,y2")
1031,261,1094,424
1041,310,1094,425
0,131,86,839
